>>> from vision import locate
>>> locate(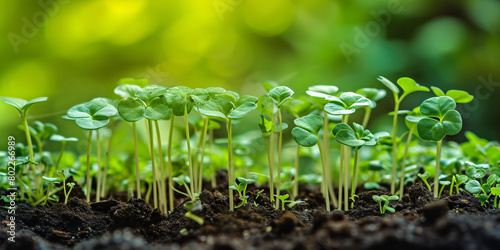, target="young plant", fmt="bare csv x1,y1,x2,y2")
183,200,204,225
465,173,498,206
39,176,60,206
197,92,257,211
377,76,430,194
254,189,264,207
257,94,276,205
454,174,468,194
49,135,78,172
324,92,371,211
333,122,388,208
431,86,474,104
291,115,331,211
438,180,451,198
66,98,117,202
355,88,387,127
372,195,399,214
268,86,294,209
417,96,462,197
57,170,75,204
172,175,198,201
229,177,255,208
274,194,304,210
491,185,500,208
418,172,432,191
1,97,48,199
